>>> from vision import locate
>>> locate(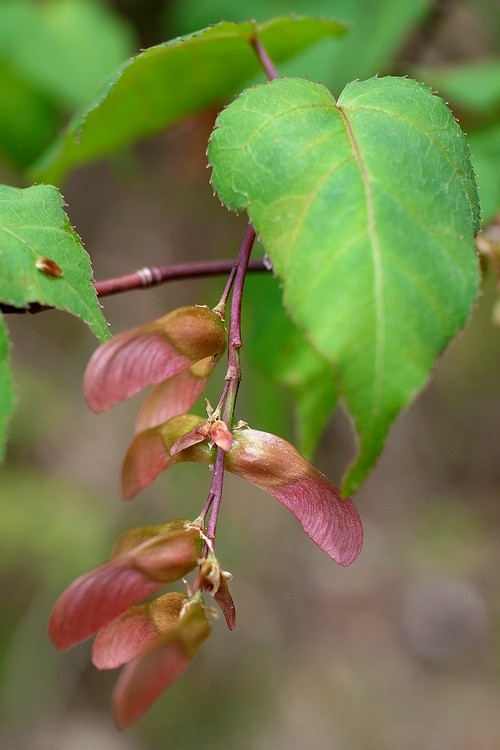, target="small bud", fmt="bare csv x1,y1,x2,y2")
199,557,236,630
213,573,236,631
170,417,233,455
169,421,211,455
209,419,234,451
